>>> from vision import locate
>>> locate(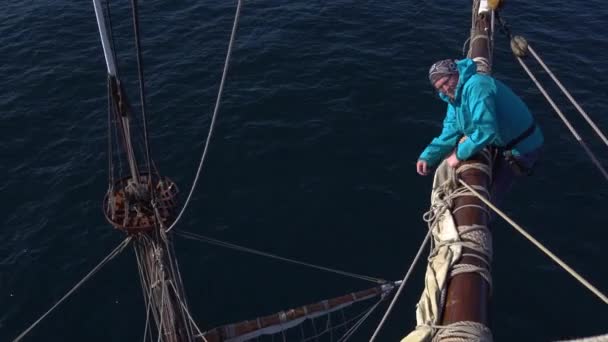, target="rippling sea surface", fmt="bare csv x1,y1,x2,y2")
1,1,607,341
